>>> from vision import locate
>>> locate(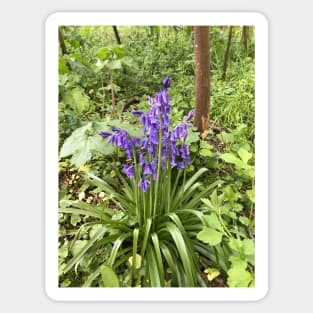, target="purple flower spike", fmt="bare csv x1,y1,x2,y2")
162,76,171,89
99,131,111,138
